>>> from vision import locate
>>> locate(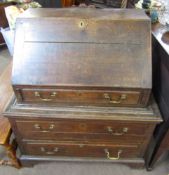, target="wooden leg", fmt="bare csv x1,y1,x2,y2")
4,141,21,168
